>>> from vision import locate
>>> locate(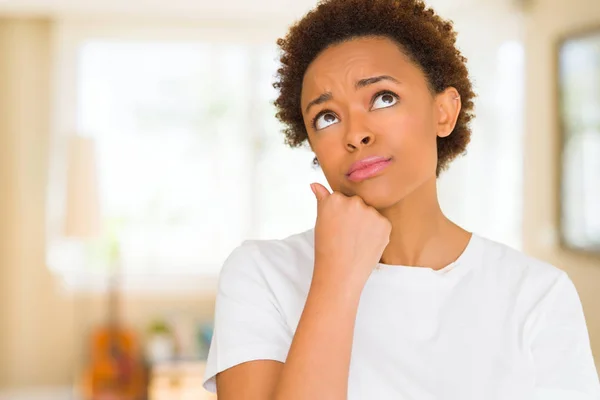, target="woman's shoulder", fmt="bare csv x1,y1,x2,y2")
219,229,315,285
473,234,569,288
230,229,314,266
244,228,315,259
